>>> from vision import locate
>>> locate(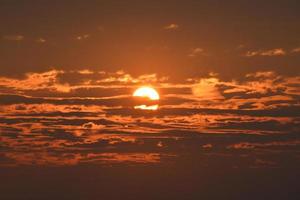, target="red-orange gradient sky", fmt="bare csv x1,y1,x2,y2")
0,1,300,200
